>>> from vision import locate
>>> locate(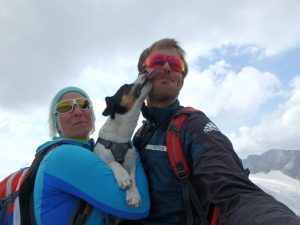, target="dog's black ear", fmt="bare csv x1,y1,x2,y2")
102,97,116,119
